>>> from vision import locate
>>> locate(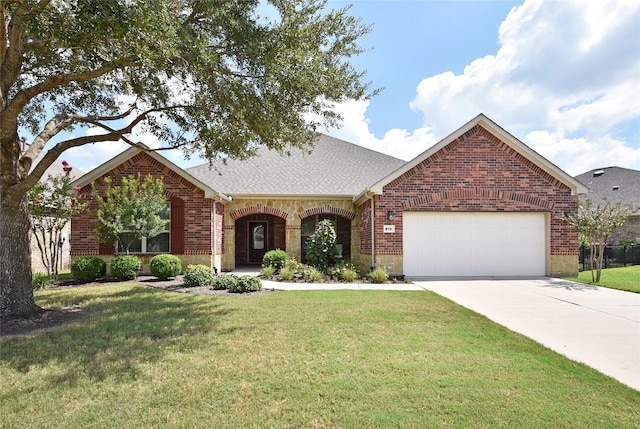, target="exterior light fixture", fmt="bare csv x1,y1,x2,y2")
387,210,395,221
